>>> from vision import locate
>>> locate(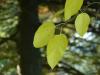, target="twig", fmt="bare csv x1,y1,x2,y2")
83,2,100,12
